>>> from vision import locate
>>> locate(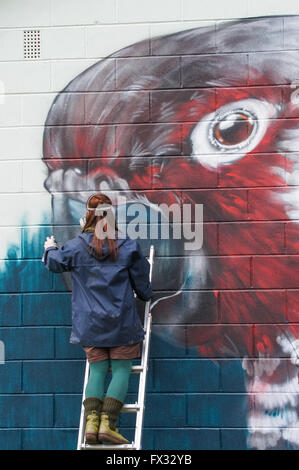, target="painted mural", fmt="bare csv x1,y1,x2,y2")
39,15,299,449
